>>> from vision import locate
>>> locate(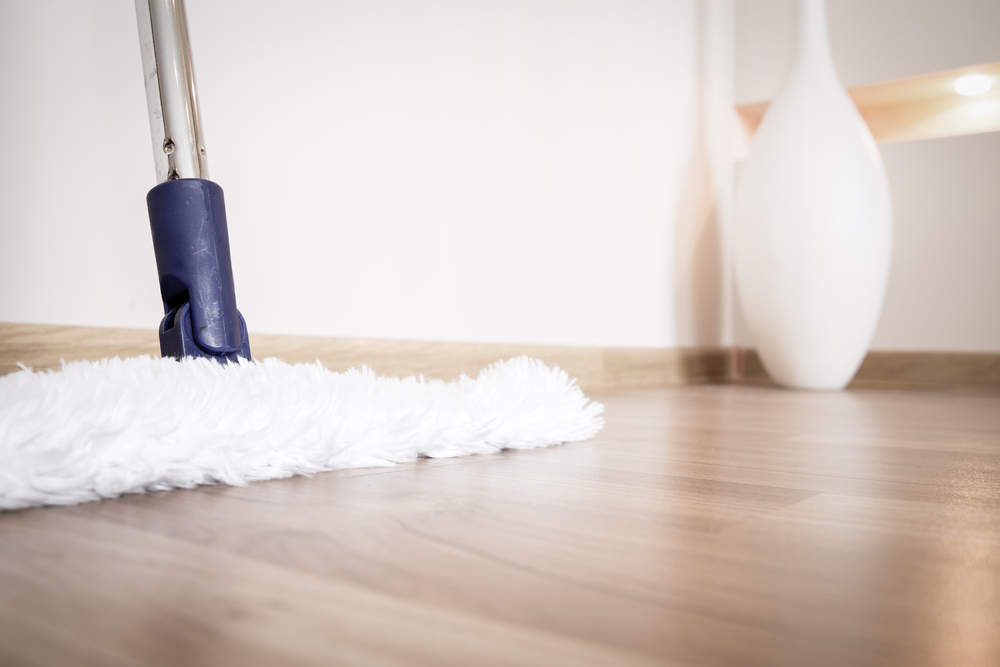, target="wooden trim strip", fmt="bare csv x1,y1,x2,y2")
2,323,997,391
736,61,1000,144
0,323,730,391
739,348,1000,391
